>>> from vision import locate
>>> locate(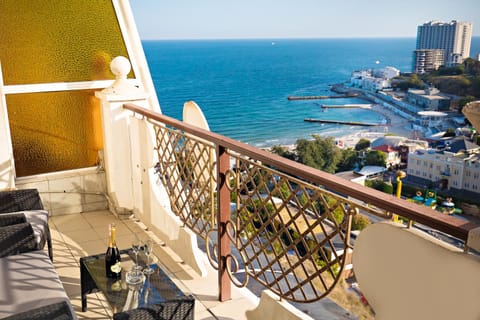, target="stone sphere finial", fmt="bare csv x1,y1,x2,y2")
110,56,131,79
